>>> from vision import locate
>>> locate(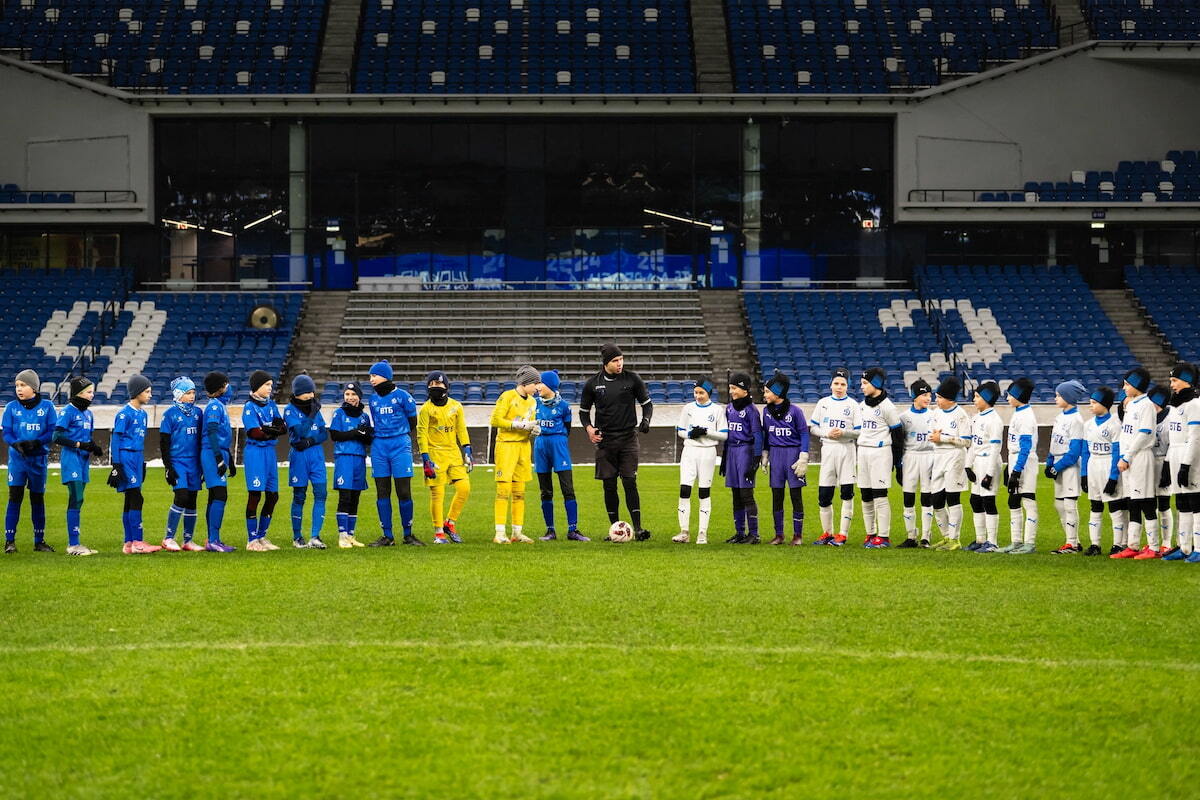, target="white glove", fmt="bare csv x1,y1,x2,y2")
528,422,541,437
761,452,770,473
791,453,809,479
511,419,535,432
